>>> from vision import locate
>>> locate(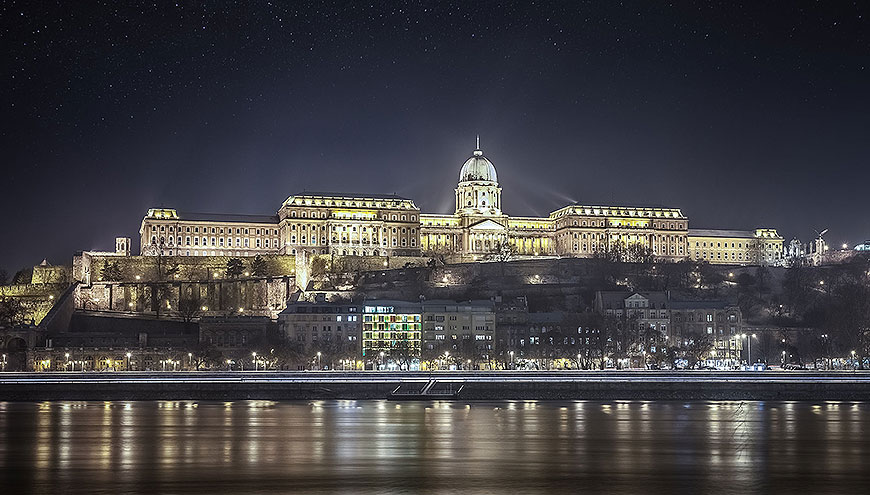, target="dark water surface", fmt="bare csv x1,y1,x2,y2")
1,400,869,494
